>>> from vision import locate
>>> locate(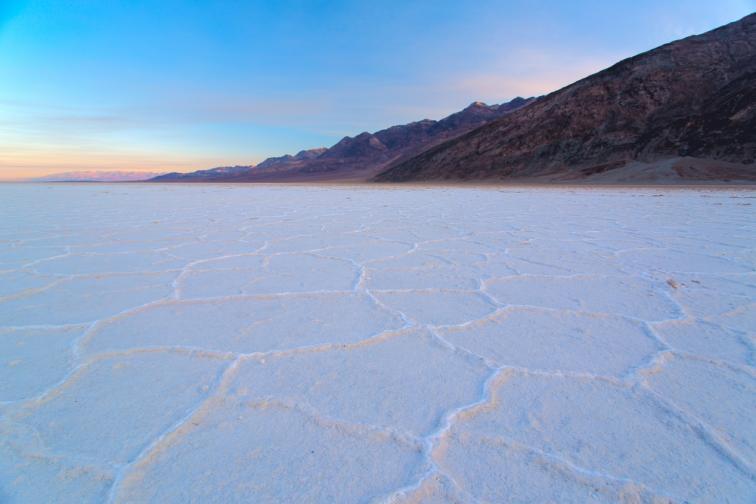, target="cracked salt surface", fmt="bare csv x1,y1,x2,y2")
0,183,754,503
